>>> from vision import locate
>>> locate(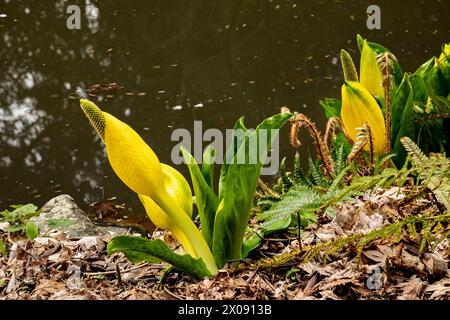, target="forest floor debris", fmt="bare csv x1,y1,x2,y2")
0,187,449,300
